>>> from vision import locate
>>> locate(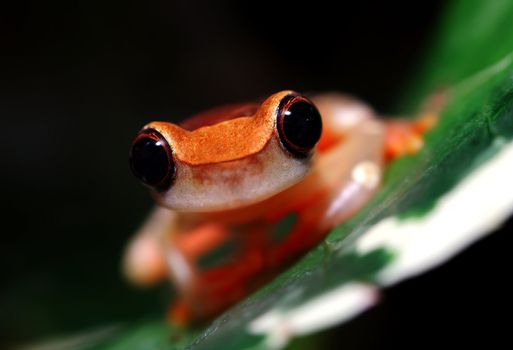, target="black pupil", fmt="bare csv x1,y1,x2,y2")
130,133,170,187
281,100,322,153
